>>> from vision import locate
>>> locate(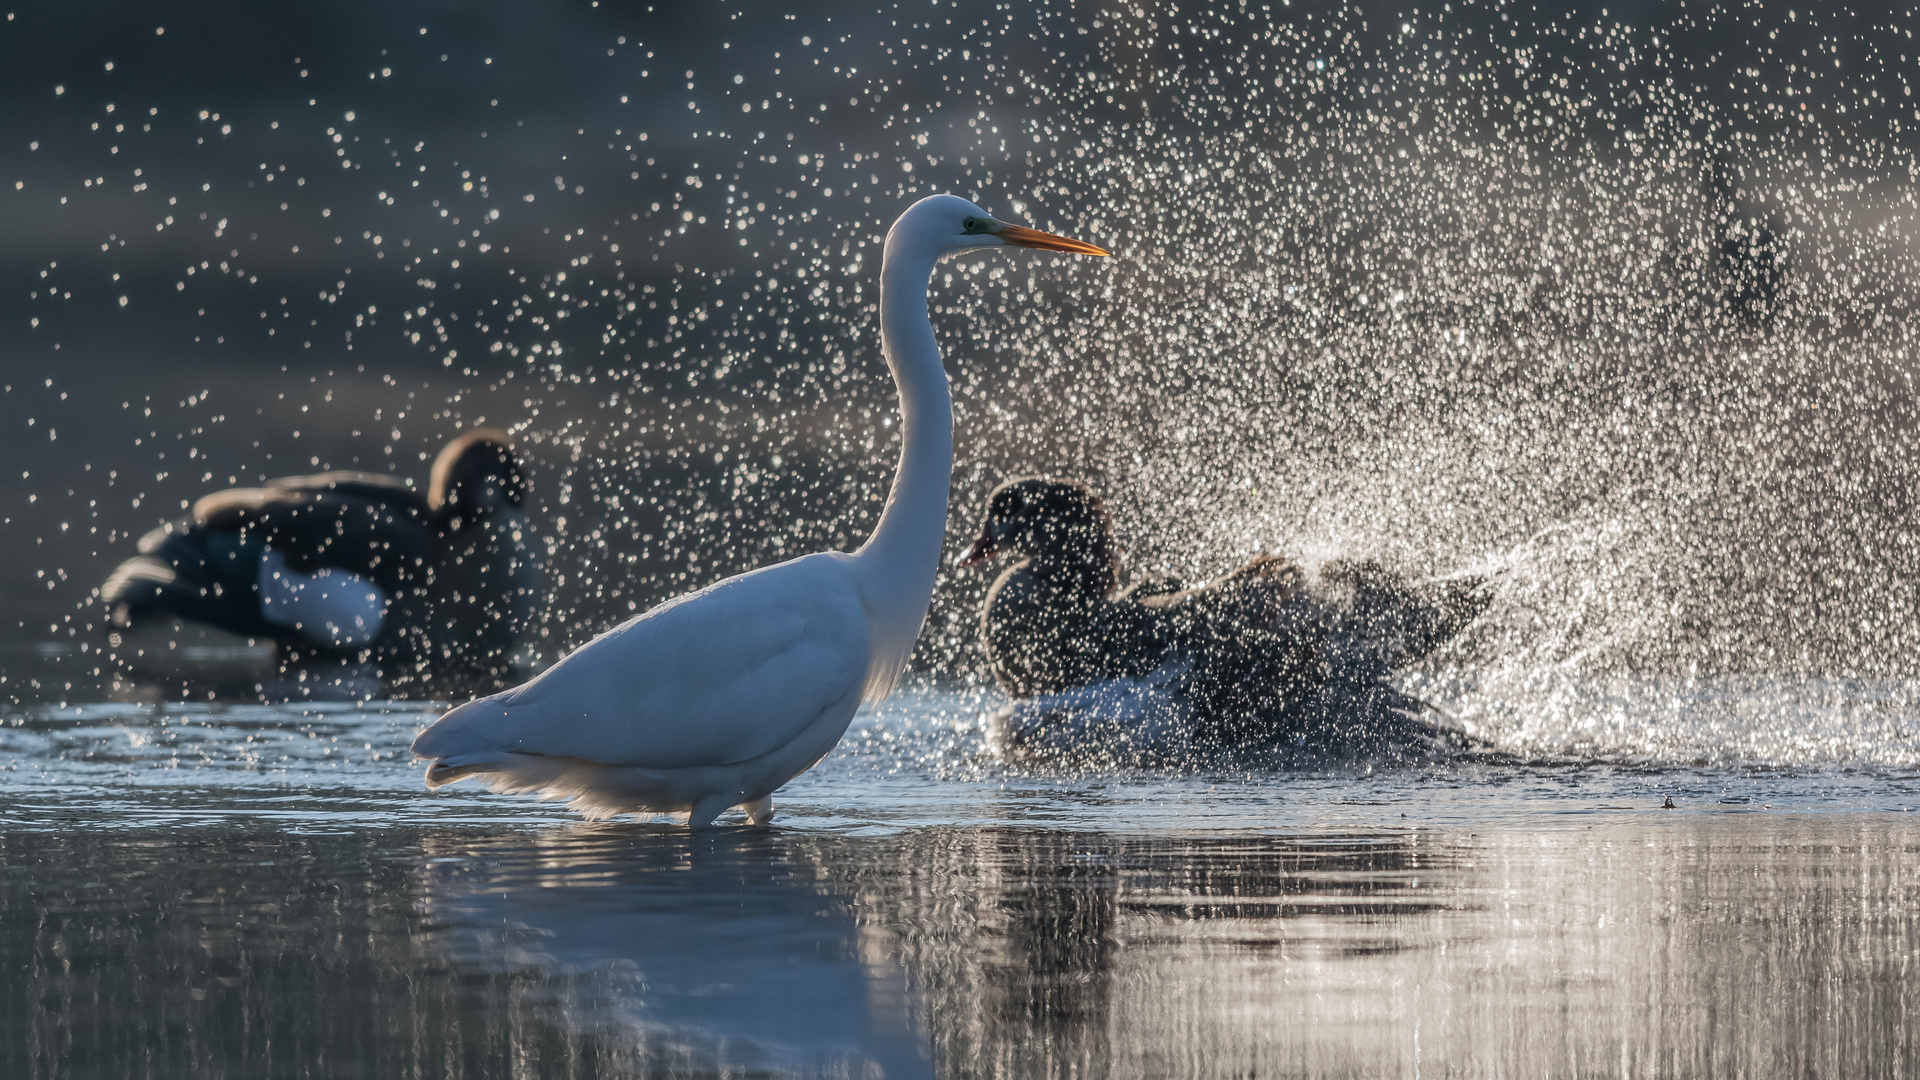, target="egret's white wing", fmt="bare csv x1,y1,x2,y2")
414,552,868,770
